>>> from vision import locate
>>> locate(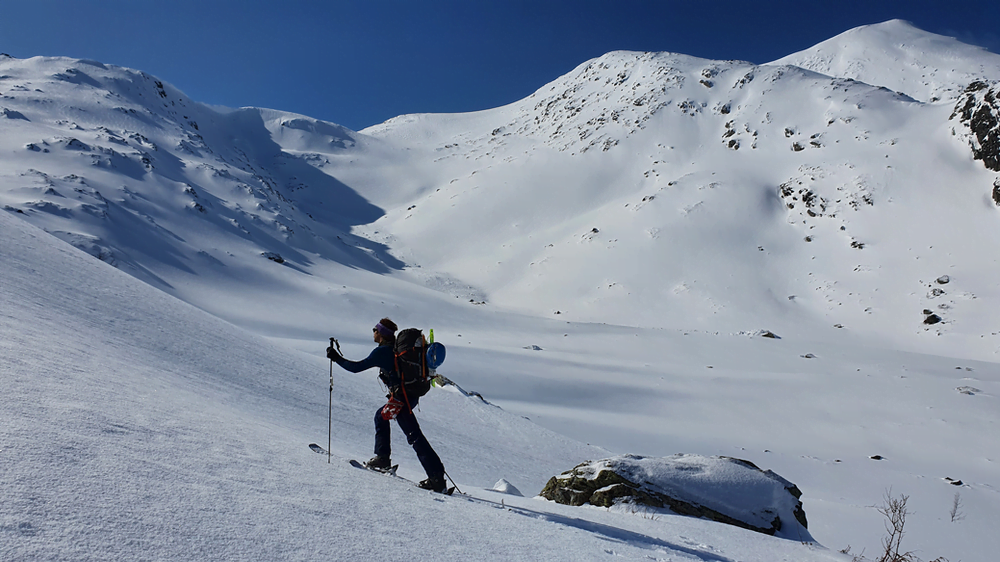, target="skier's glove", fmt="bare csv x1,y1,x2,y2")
326,346,342,361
